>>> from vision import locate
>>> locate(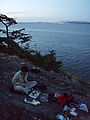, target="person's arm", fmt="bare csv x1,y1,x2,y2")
24,72,28,83
12,73,20,85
